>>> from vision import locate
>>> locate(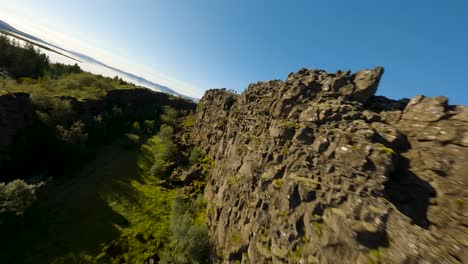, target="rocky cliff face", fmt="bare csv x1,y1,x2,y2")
194,68,467,263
